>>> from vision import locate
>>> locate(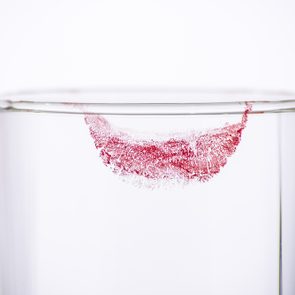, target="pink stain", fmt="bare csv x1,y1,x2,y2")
85,104,251,182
